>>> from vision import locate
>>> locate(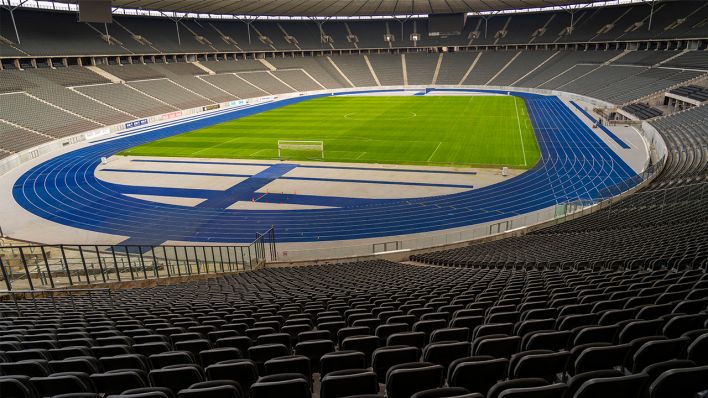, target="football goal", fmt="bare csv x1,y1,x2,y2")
277,140,324,160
